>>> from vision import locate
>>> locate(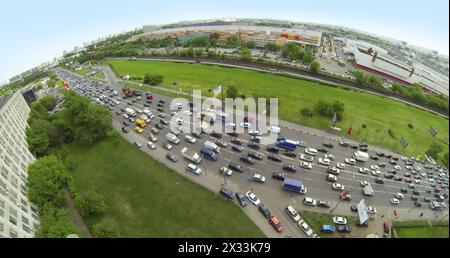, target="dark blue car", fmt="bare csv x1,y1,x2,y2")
235,192,247,207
